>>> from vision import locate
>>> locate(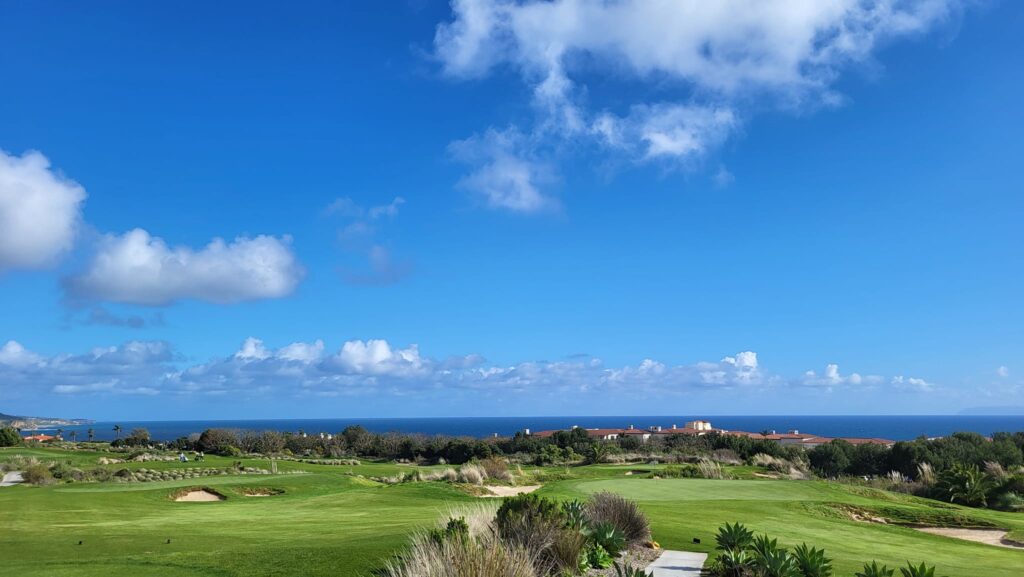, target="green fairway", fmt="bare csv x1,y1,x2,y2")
542,477,1024,577
1,470,475,577
3,448,1022,576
